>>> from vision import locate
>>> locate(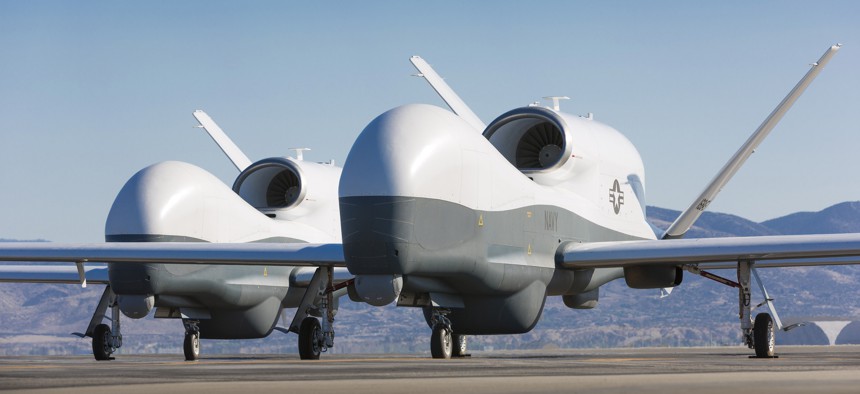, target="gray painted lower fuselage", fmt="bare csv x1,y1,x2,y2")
107,235,306,339
341,196,643,335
